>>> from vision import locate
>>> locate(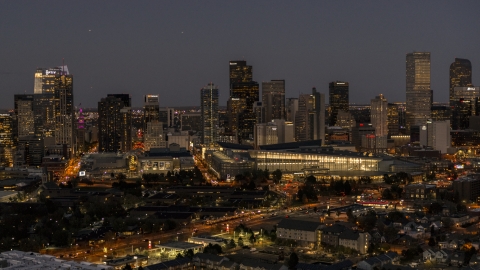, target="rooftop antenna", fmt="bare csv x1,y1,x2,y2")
62,58,65,74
